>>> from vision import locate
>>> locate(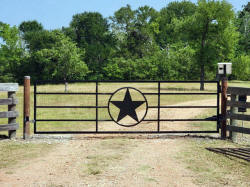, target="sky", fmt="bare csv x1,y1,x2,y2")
0,0,248,30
